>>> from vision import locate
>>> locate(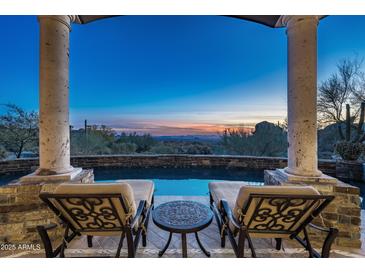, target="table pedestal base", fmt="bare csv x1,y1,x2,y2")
158,232,211,258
